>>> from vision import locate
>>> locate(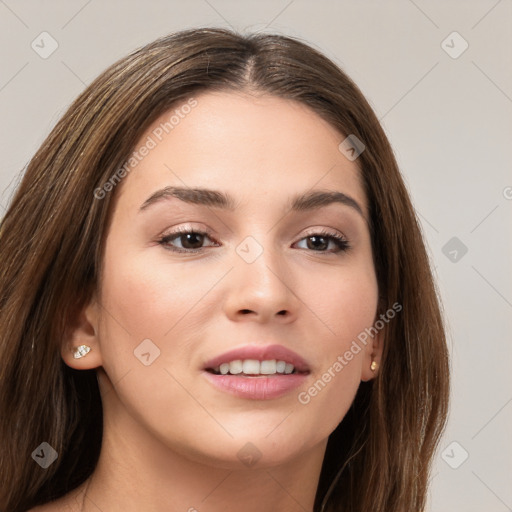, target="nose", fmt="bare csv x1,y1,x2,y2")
222,242,300,324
